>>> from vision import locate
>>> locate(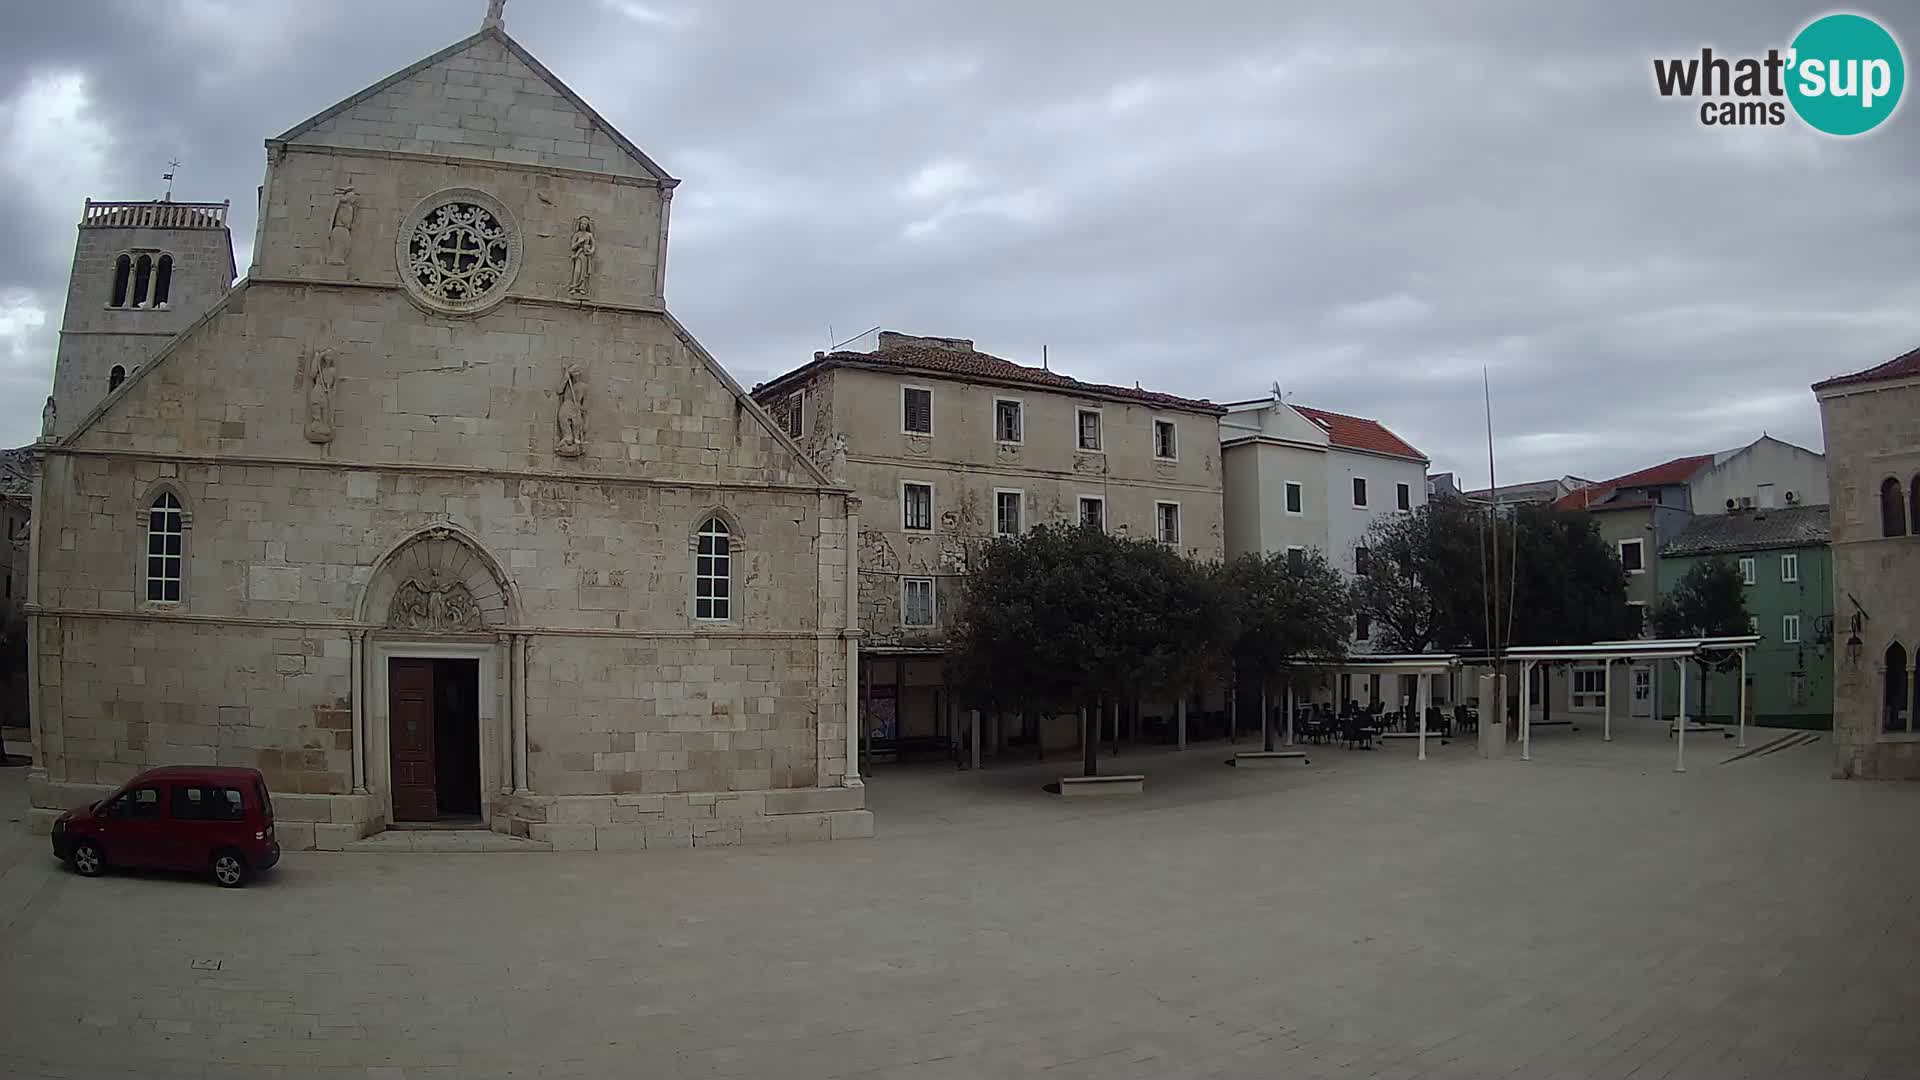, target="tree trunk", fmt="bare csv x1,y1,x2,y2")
1542,664,1553,728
